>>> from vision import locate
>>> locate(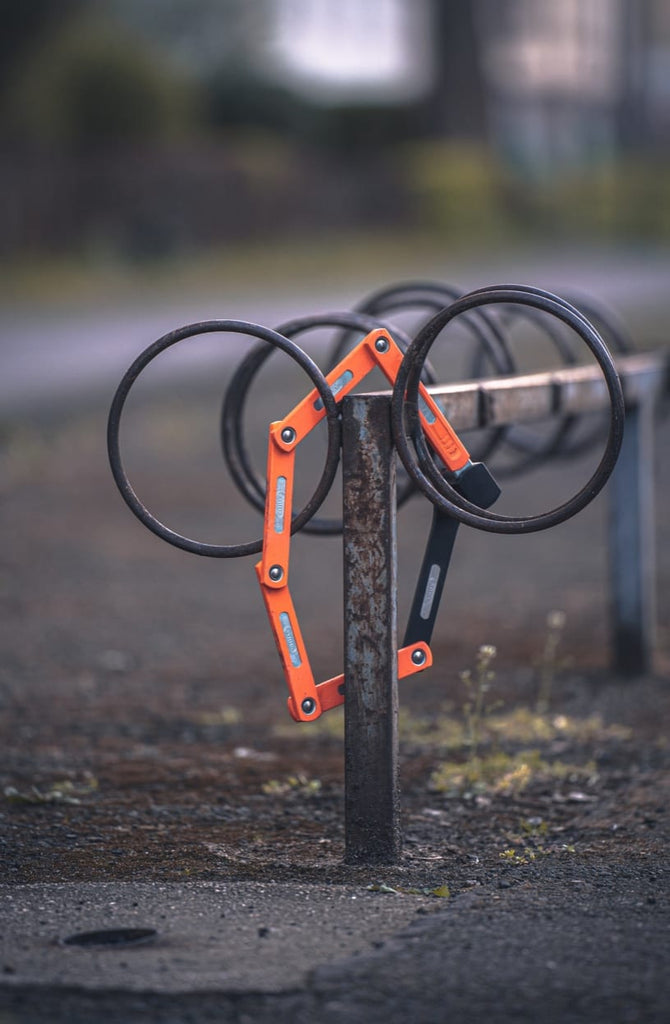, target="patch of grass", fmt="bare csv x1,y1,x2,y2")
487,709,631,746
424,625,624,799
273,705,345,741
190,706,242,727
4,774,98,806
0,228,469,309
398,707,465,749
498,816,578,865
428,748,597,799
261,773,322,797
367,882,450,898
